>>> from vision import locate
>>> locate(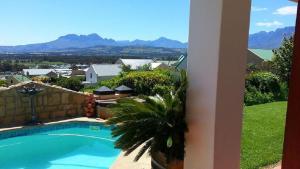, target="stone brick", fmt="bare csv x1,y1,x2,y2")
61,93,70,104
0,104,5,117
44,106,58,113
63,105,73,110
15,106,26,115
48,93,61,105
43,95,48,105
54,111,65,118
0,82,89,127
38,112,50,121
21,97,30,105
0,97,4,105
66,109,77,117
2,116,14,125
14,115,27,124
37,95,44,106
